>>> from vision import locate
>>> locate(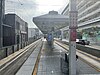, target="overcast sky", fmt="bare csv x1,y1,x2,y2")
5,0,69,28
